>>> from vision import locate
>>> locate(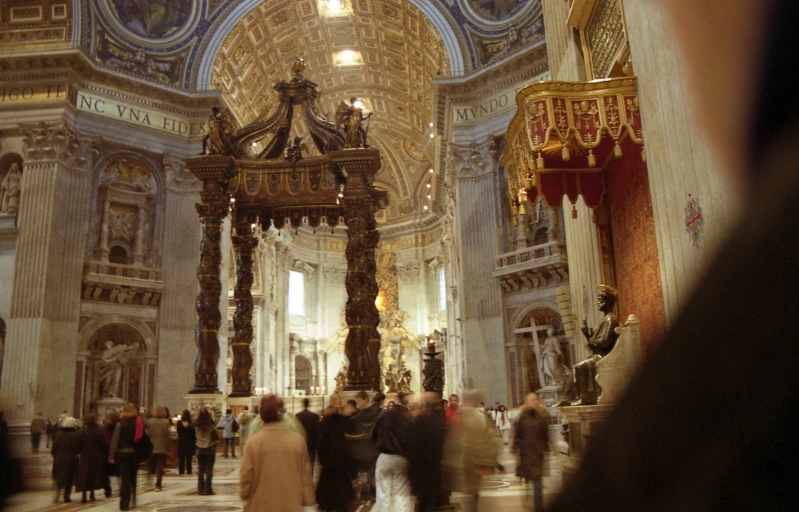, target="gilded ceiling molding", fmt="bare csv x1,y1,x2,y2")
193,0,467,89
